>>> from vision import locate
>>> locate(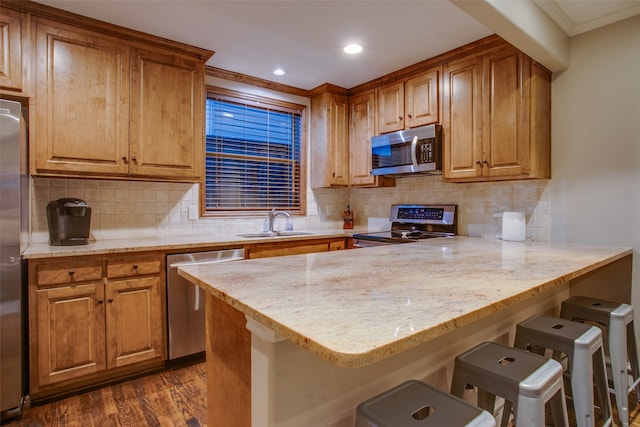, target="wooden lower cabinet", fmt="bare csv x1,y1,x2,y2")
106,276,163,369
244,237,350,259
35,283,106,387
28,253,165,399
